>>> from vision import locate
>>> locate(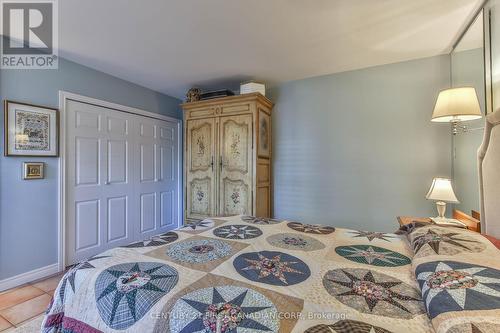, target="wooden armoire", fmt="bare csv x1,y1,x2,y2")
182,93,273,223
